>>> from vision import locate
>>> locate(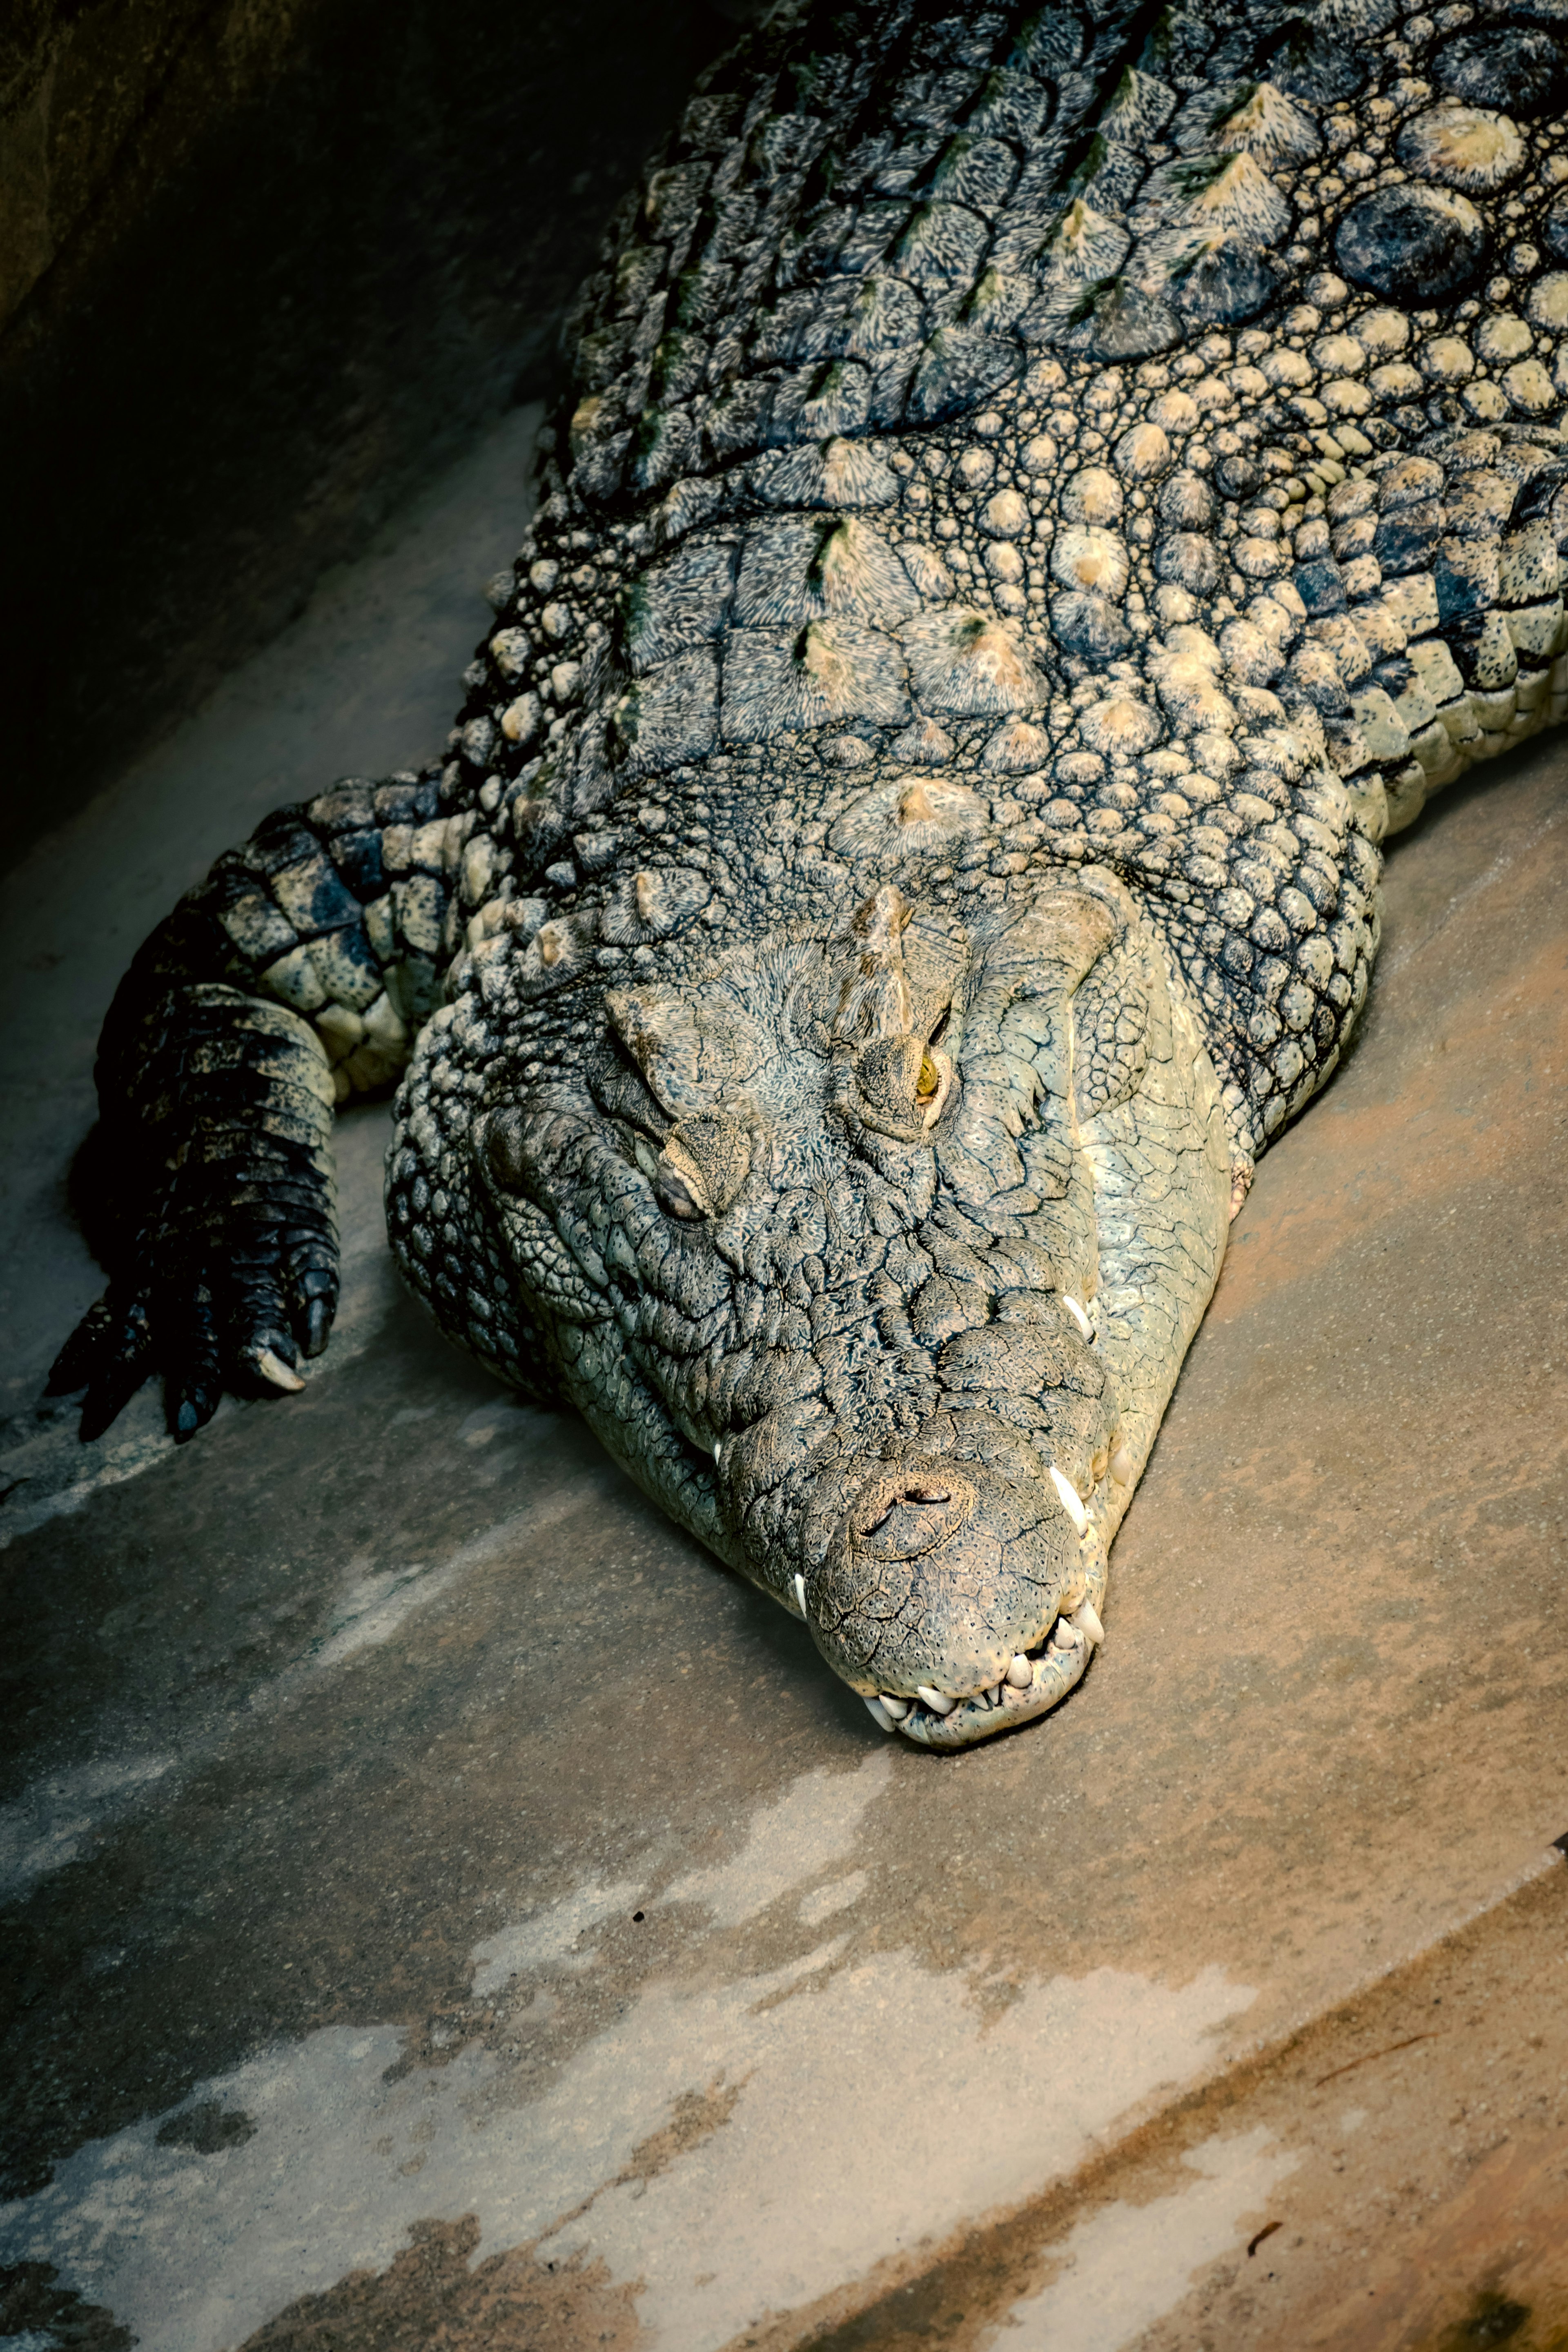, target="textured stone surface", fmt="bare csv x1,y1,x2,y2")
2,409,1565,2350
0,0,737,865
